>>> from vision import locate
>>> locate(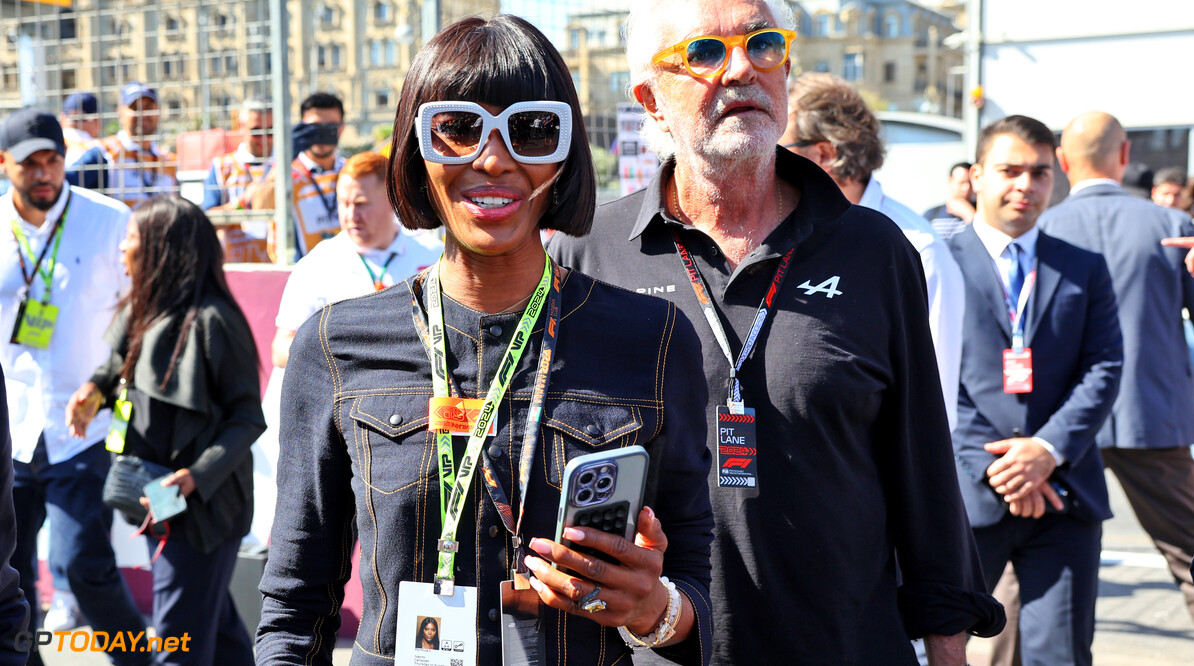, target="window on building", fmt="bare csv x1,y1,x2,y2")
374,2,392,23
570,29,581,51
317,45,327,68
167,97,182,113
226,54,238,75
331,44,342,69
369,40,381,66
884,61,896,83
592,30,606,47
885,14,900,38
610,71,630,94
375,89,391,108
211,55,223,75
212,11,231,31
320,6,336,27
163,57,174,77
816,14,831,36
815,60,830,73
842,53,863,81
385,39,396,65
60,14,77,40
